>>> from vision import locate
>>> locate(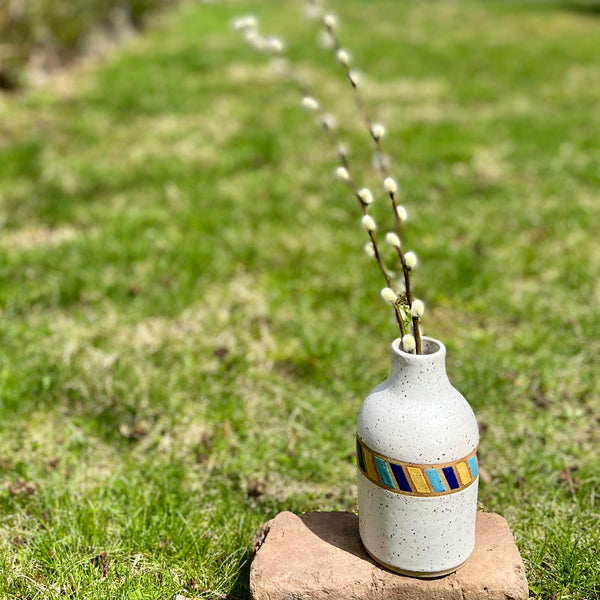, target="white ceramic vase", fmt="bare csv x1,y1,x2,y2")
356,336,479,577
